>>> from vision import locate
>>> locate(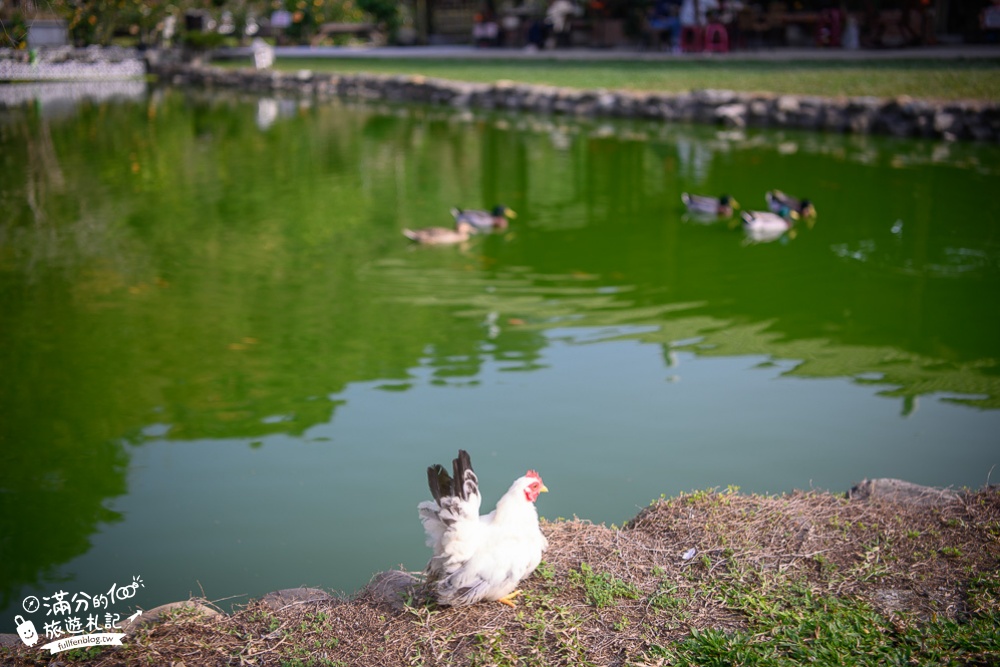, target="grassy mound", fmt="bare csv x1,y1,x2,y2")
5,485,998,666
